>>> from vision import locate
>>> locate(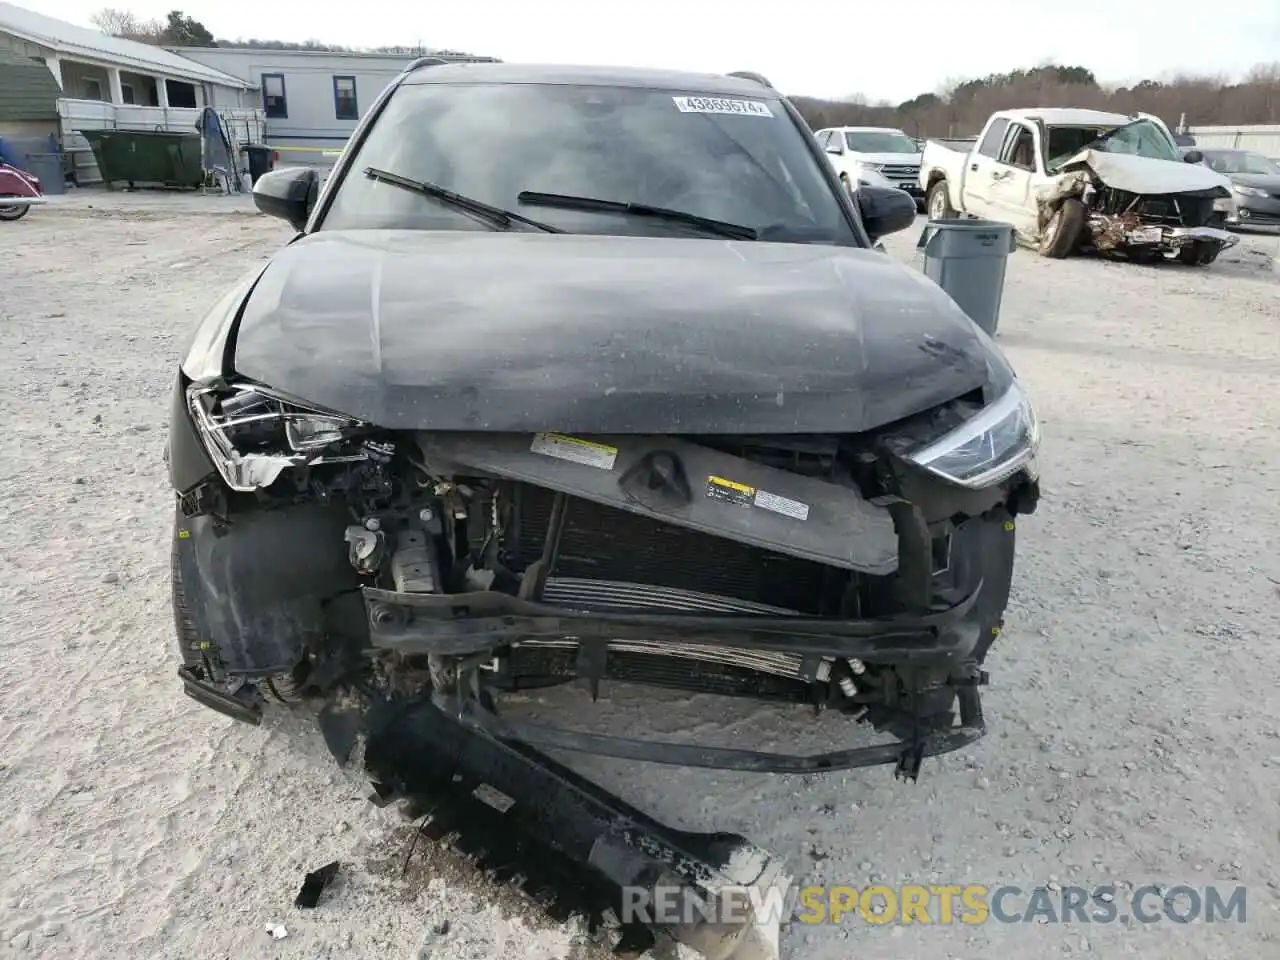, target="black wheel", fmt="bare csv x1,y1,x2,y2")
0,201,30,221
1177,241,1219,266
1038,198,1086,258
926,180,956,219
